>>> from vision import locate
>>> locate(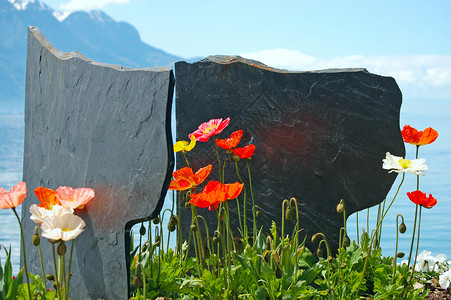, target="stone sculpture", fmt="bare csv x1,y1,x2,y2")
22,26,174,299
175,55,405,253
